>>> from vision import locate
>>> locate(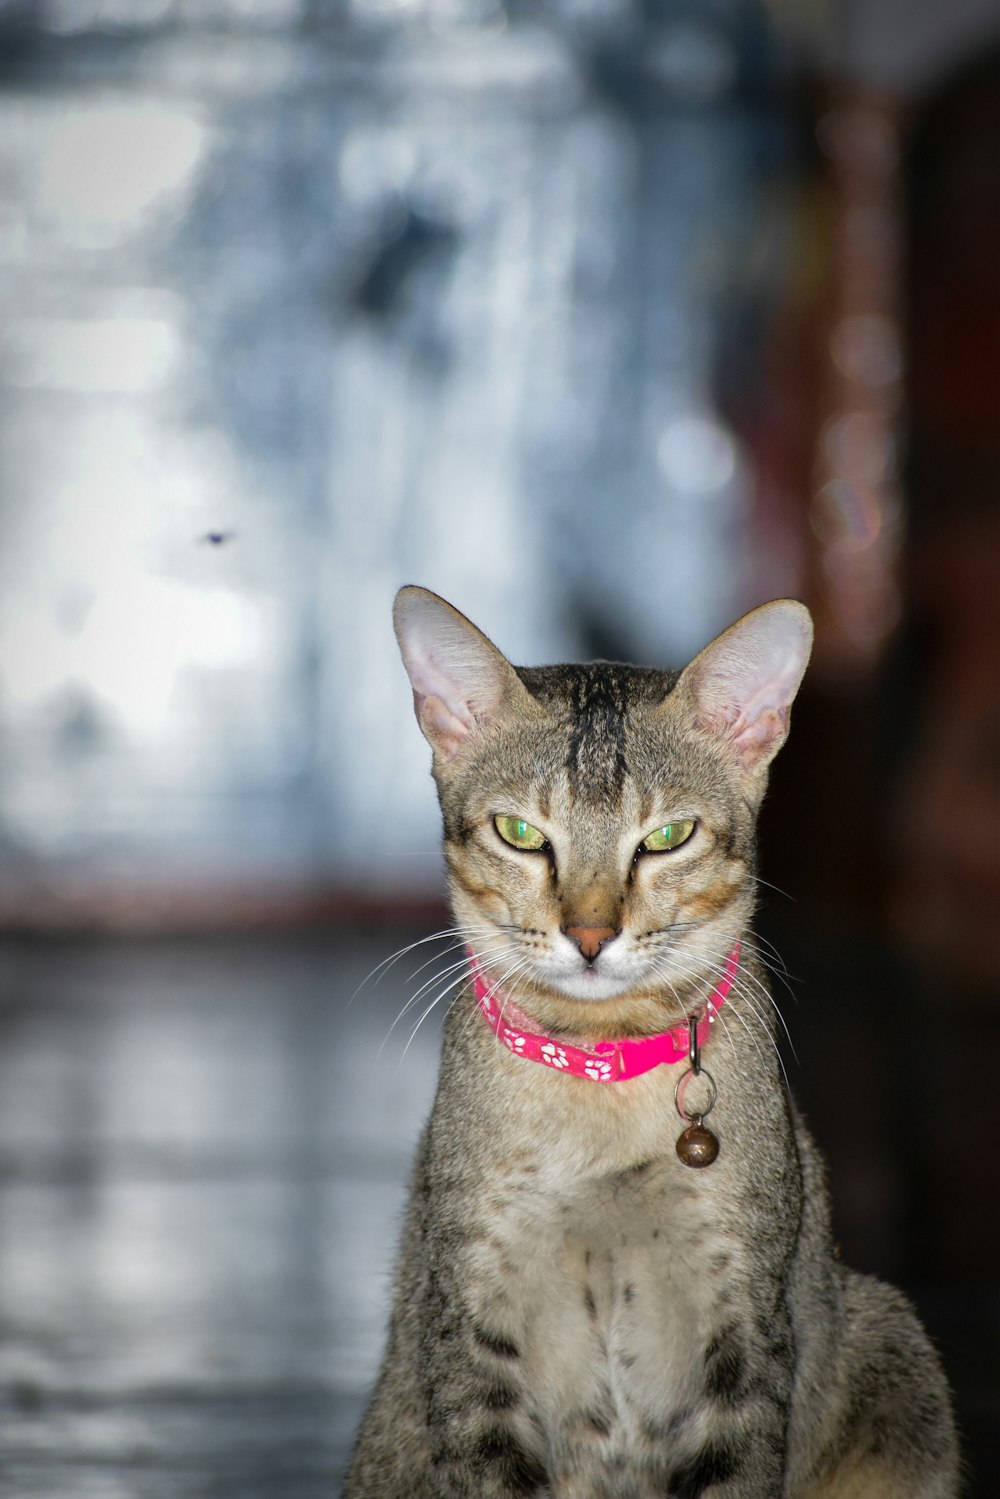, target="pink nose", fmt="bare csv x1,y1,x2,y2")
564,926,618,963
